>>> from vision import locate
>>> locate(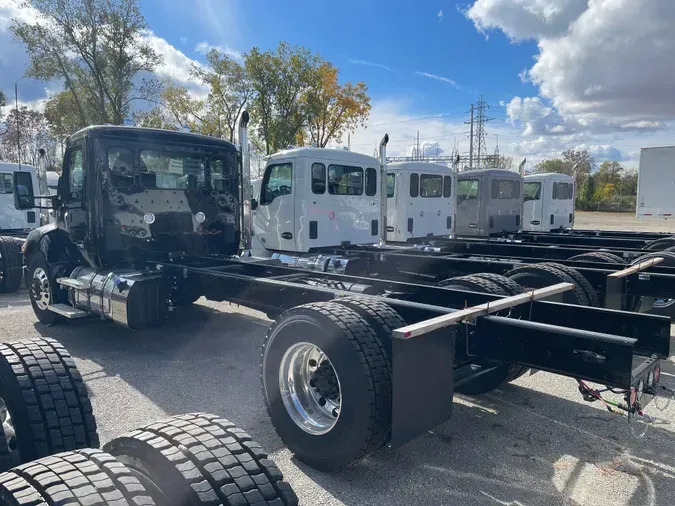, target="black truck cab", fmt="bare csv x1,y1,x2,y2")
24,125,242,328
